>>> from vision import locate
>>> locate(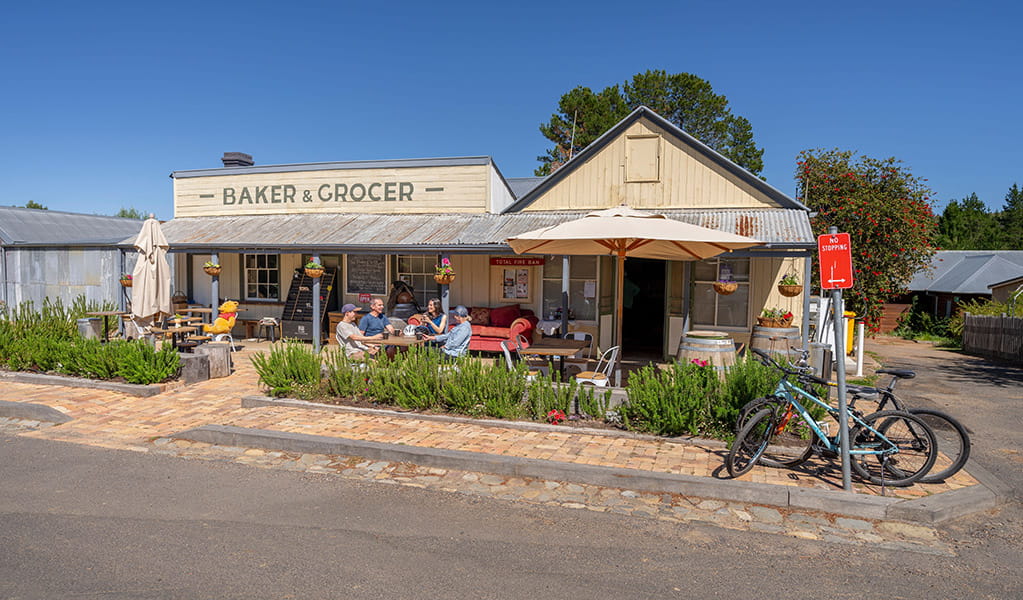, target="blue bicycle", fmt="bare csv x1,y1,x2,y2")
726,348,938,488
